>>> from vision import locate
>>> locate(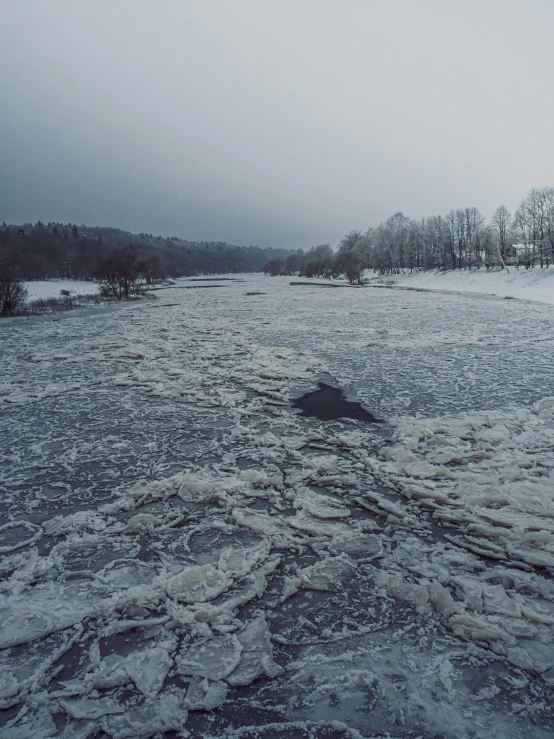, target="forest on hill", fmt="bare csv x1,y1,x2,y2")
0,221,291,281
